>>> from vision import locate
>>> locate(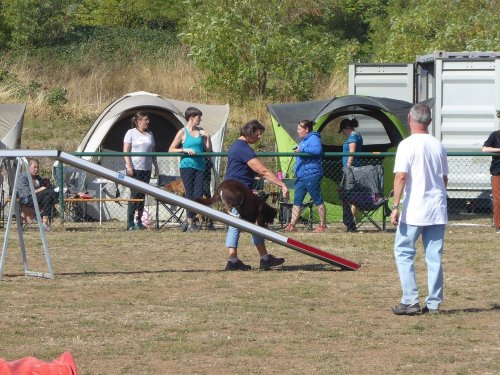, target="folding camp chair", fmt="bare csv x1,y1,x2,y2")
278,178,314,230
339,165,391,231
155,174,185,229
